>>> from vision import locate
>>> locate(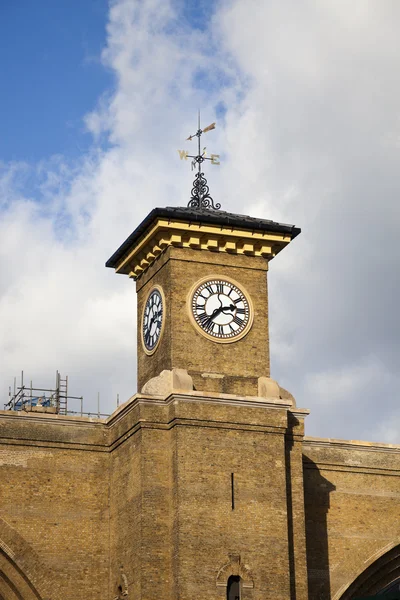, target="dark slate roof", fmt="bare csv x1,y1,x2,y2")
106,206,301,268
